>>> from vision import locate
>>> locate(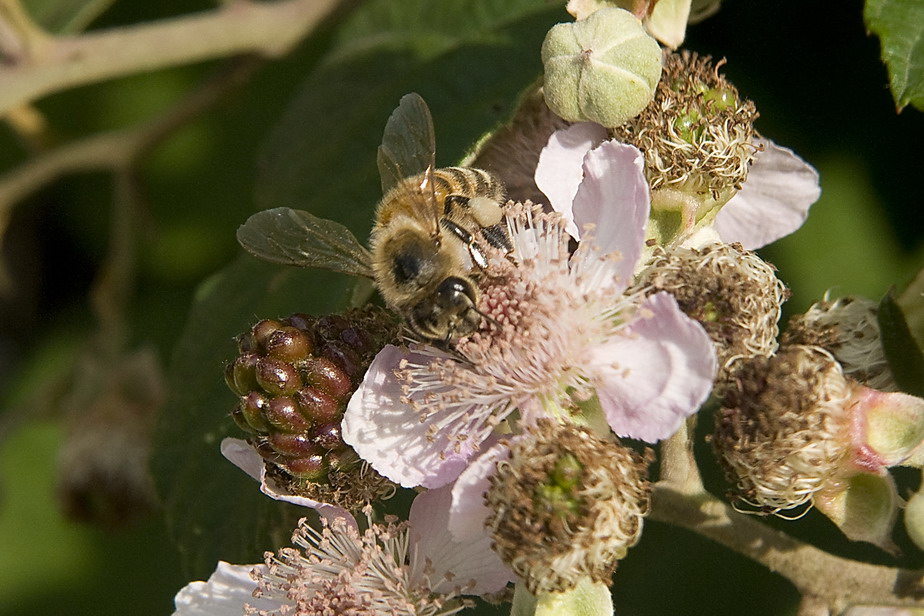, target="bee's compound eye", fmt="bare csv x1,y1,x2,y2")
436,277,476,308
